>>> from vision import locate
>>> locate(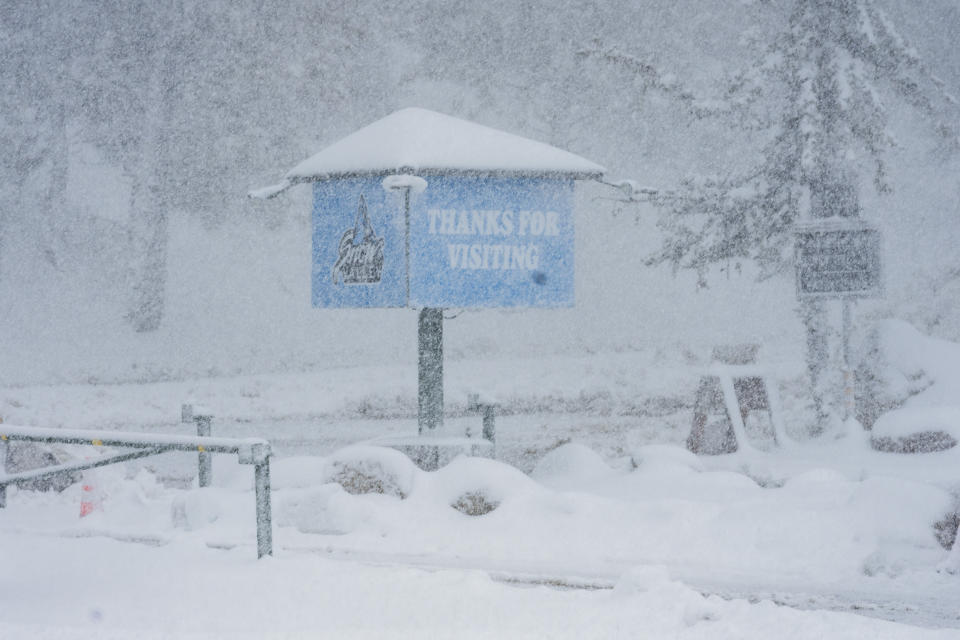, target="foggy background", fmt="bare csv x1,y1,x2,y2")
1,0,957,387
